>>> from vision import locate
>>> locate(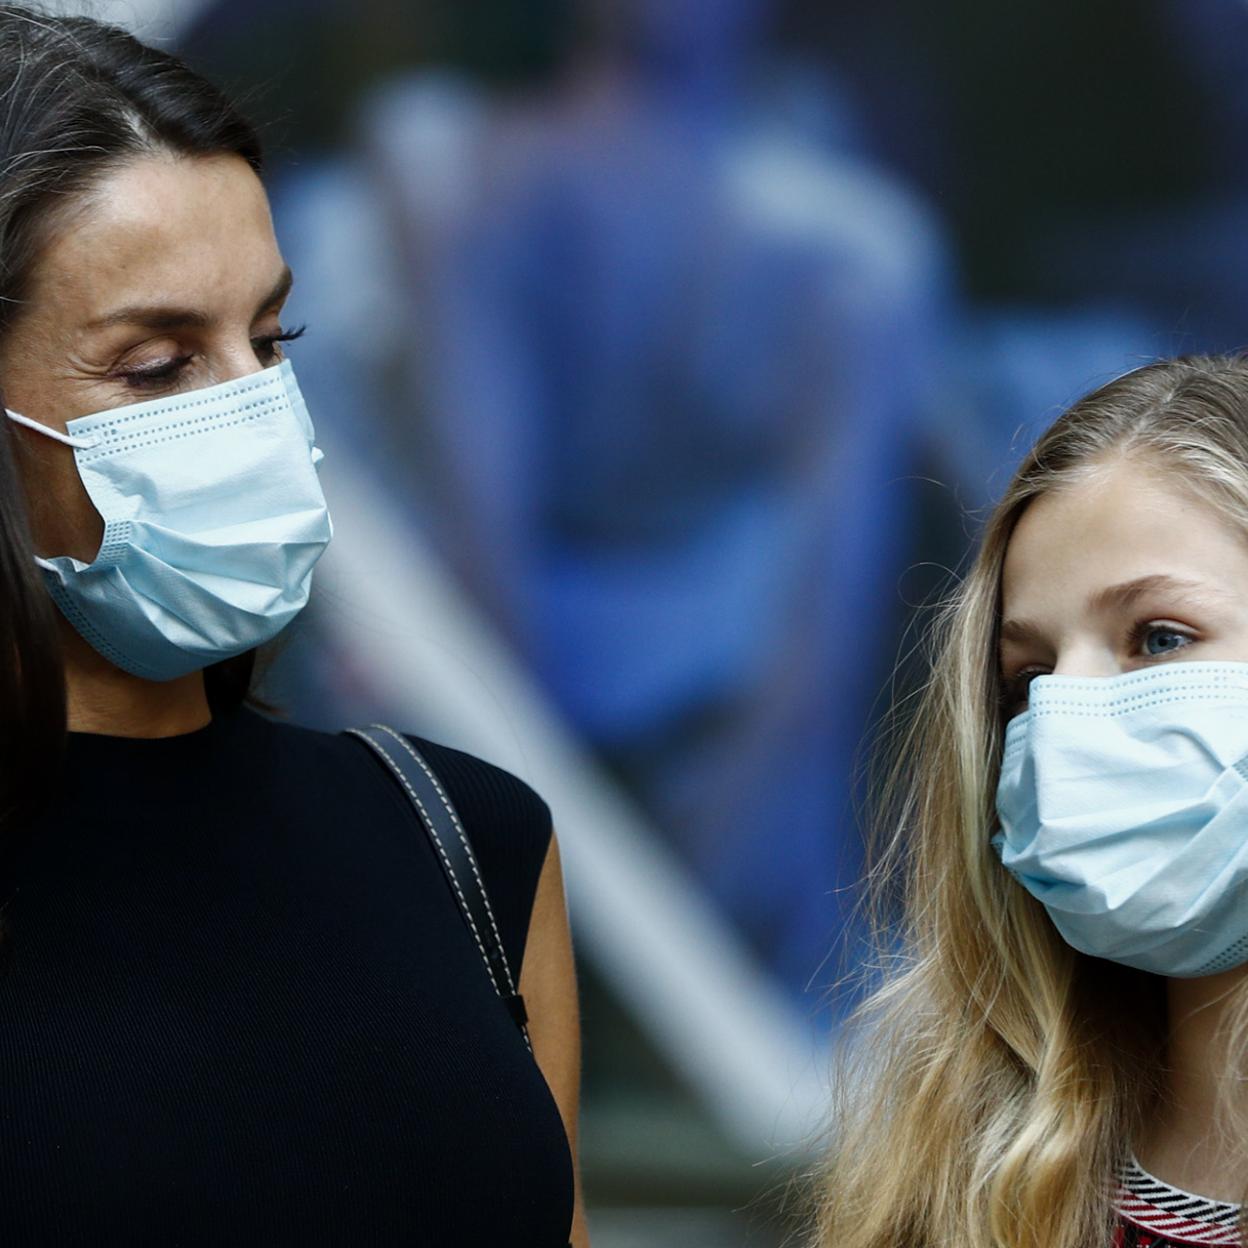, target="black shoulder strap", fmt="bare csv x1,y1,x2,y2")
344,724,532,1054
